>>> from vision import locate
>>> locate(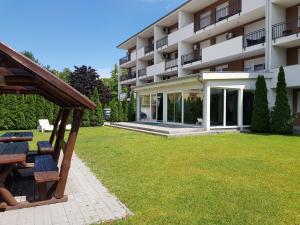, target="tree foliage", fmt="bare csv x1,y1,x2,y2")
69,65,99,98
128,94,136,122
251,75,270,133
110,99,118,123
271,66,293,134
90,88,104,126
